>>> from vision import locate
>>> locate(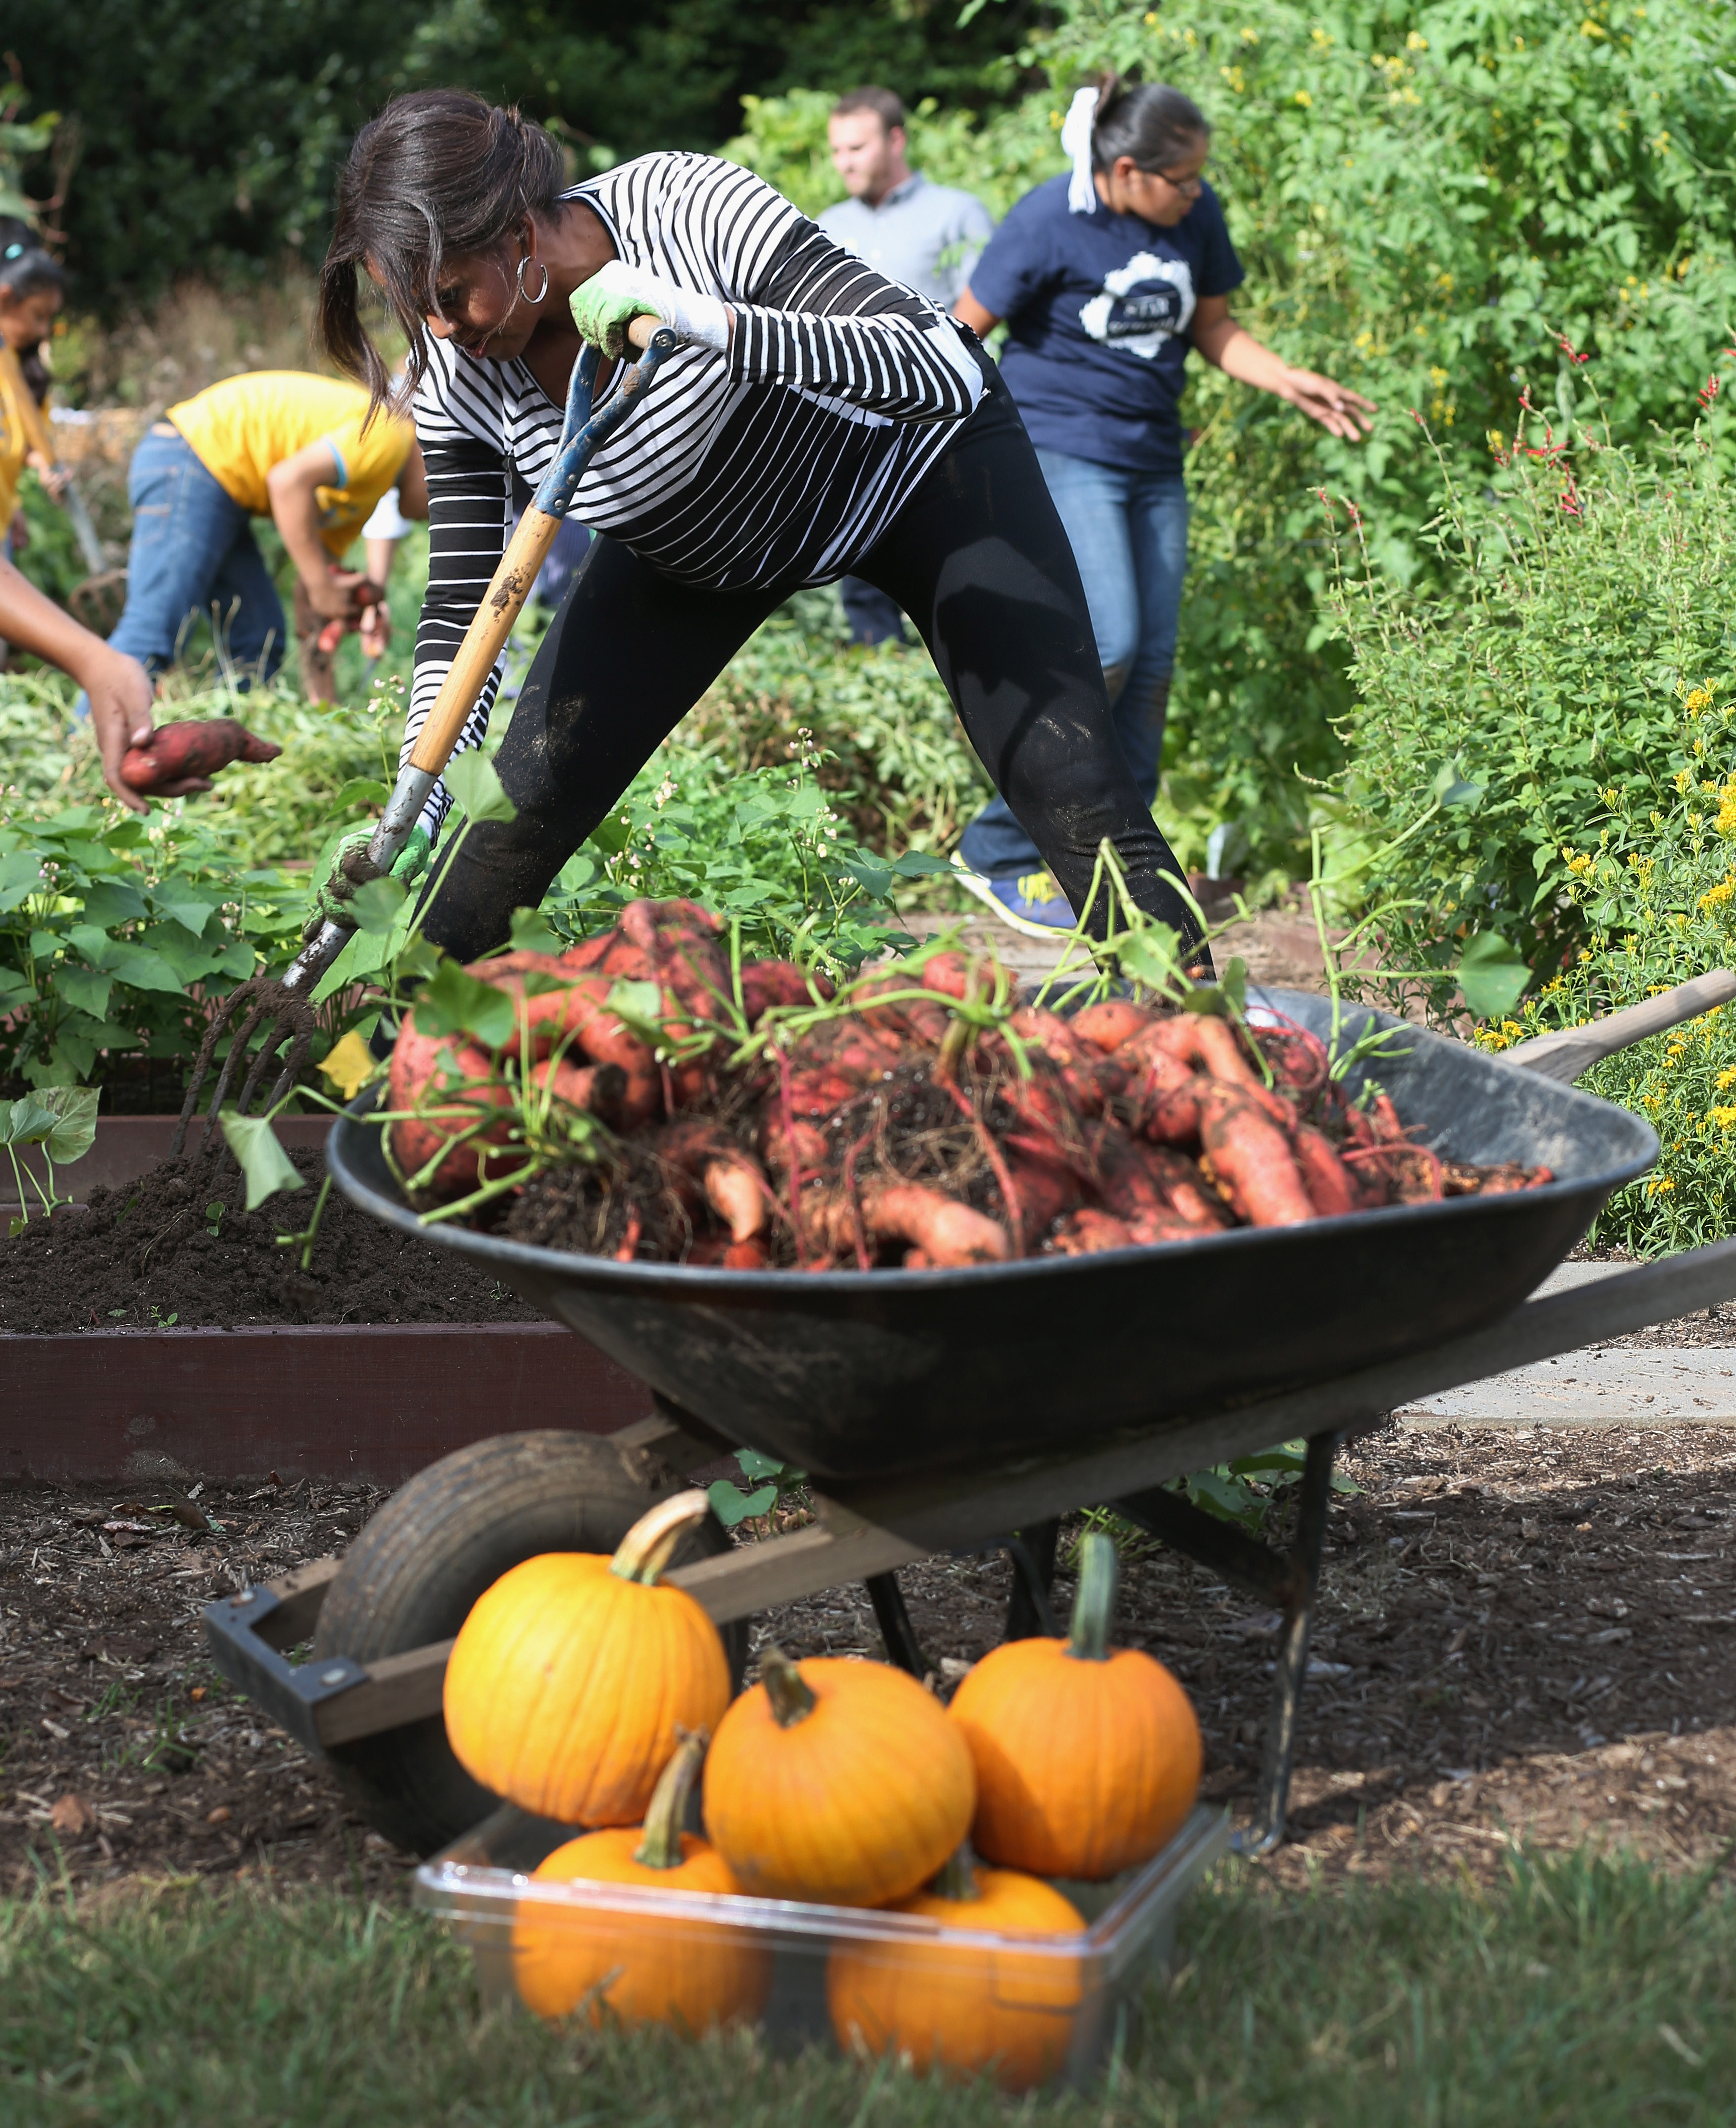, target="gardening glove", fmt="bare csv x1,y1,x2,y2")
390,825,431,888
302,829,374,943
569,260,730,360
